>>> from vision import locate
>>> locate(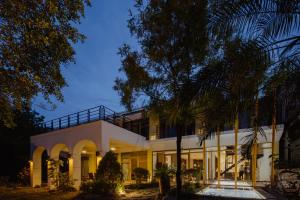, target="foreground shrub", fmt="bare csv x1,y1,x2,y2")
17,165,30,186
133,167,149,184
183,168,201,184
96,151,123,184
58,173,76,191
81,151,124,195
